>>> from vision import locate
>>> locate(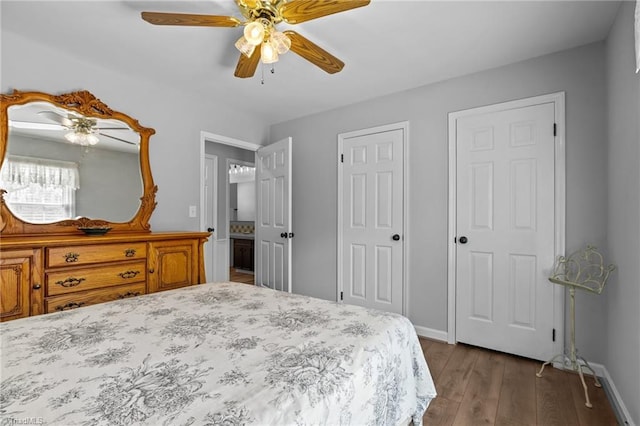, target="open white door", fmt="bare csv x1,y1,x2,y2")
255,137,292,292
